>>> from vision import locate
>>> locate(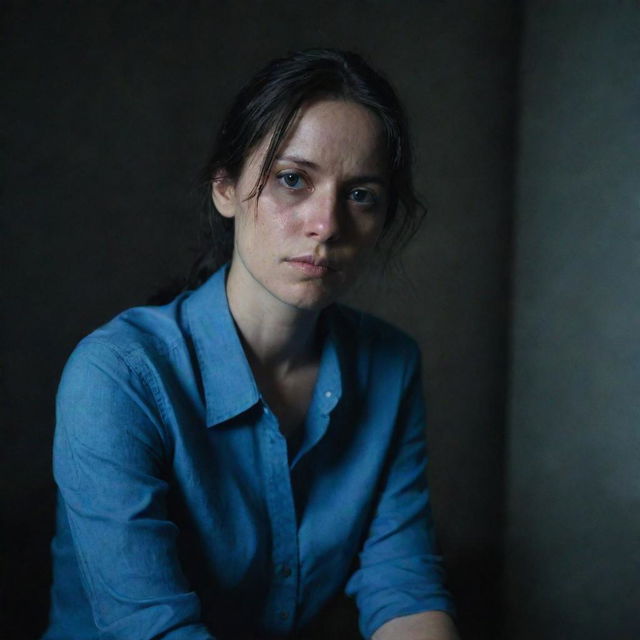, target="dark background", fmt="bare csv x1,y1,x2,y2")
2,2,638,639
